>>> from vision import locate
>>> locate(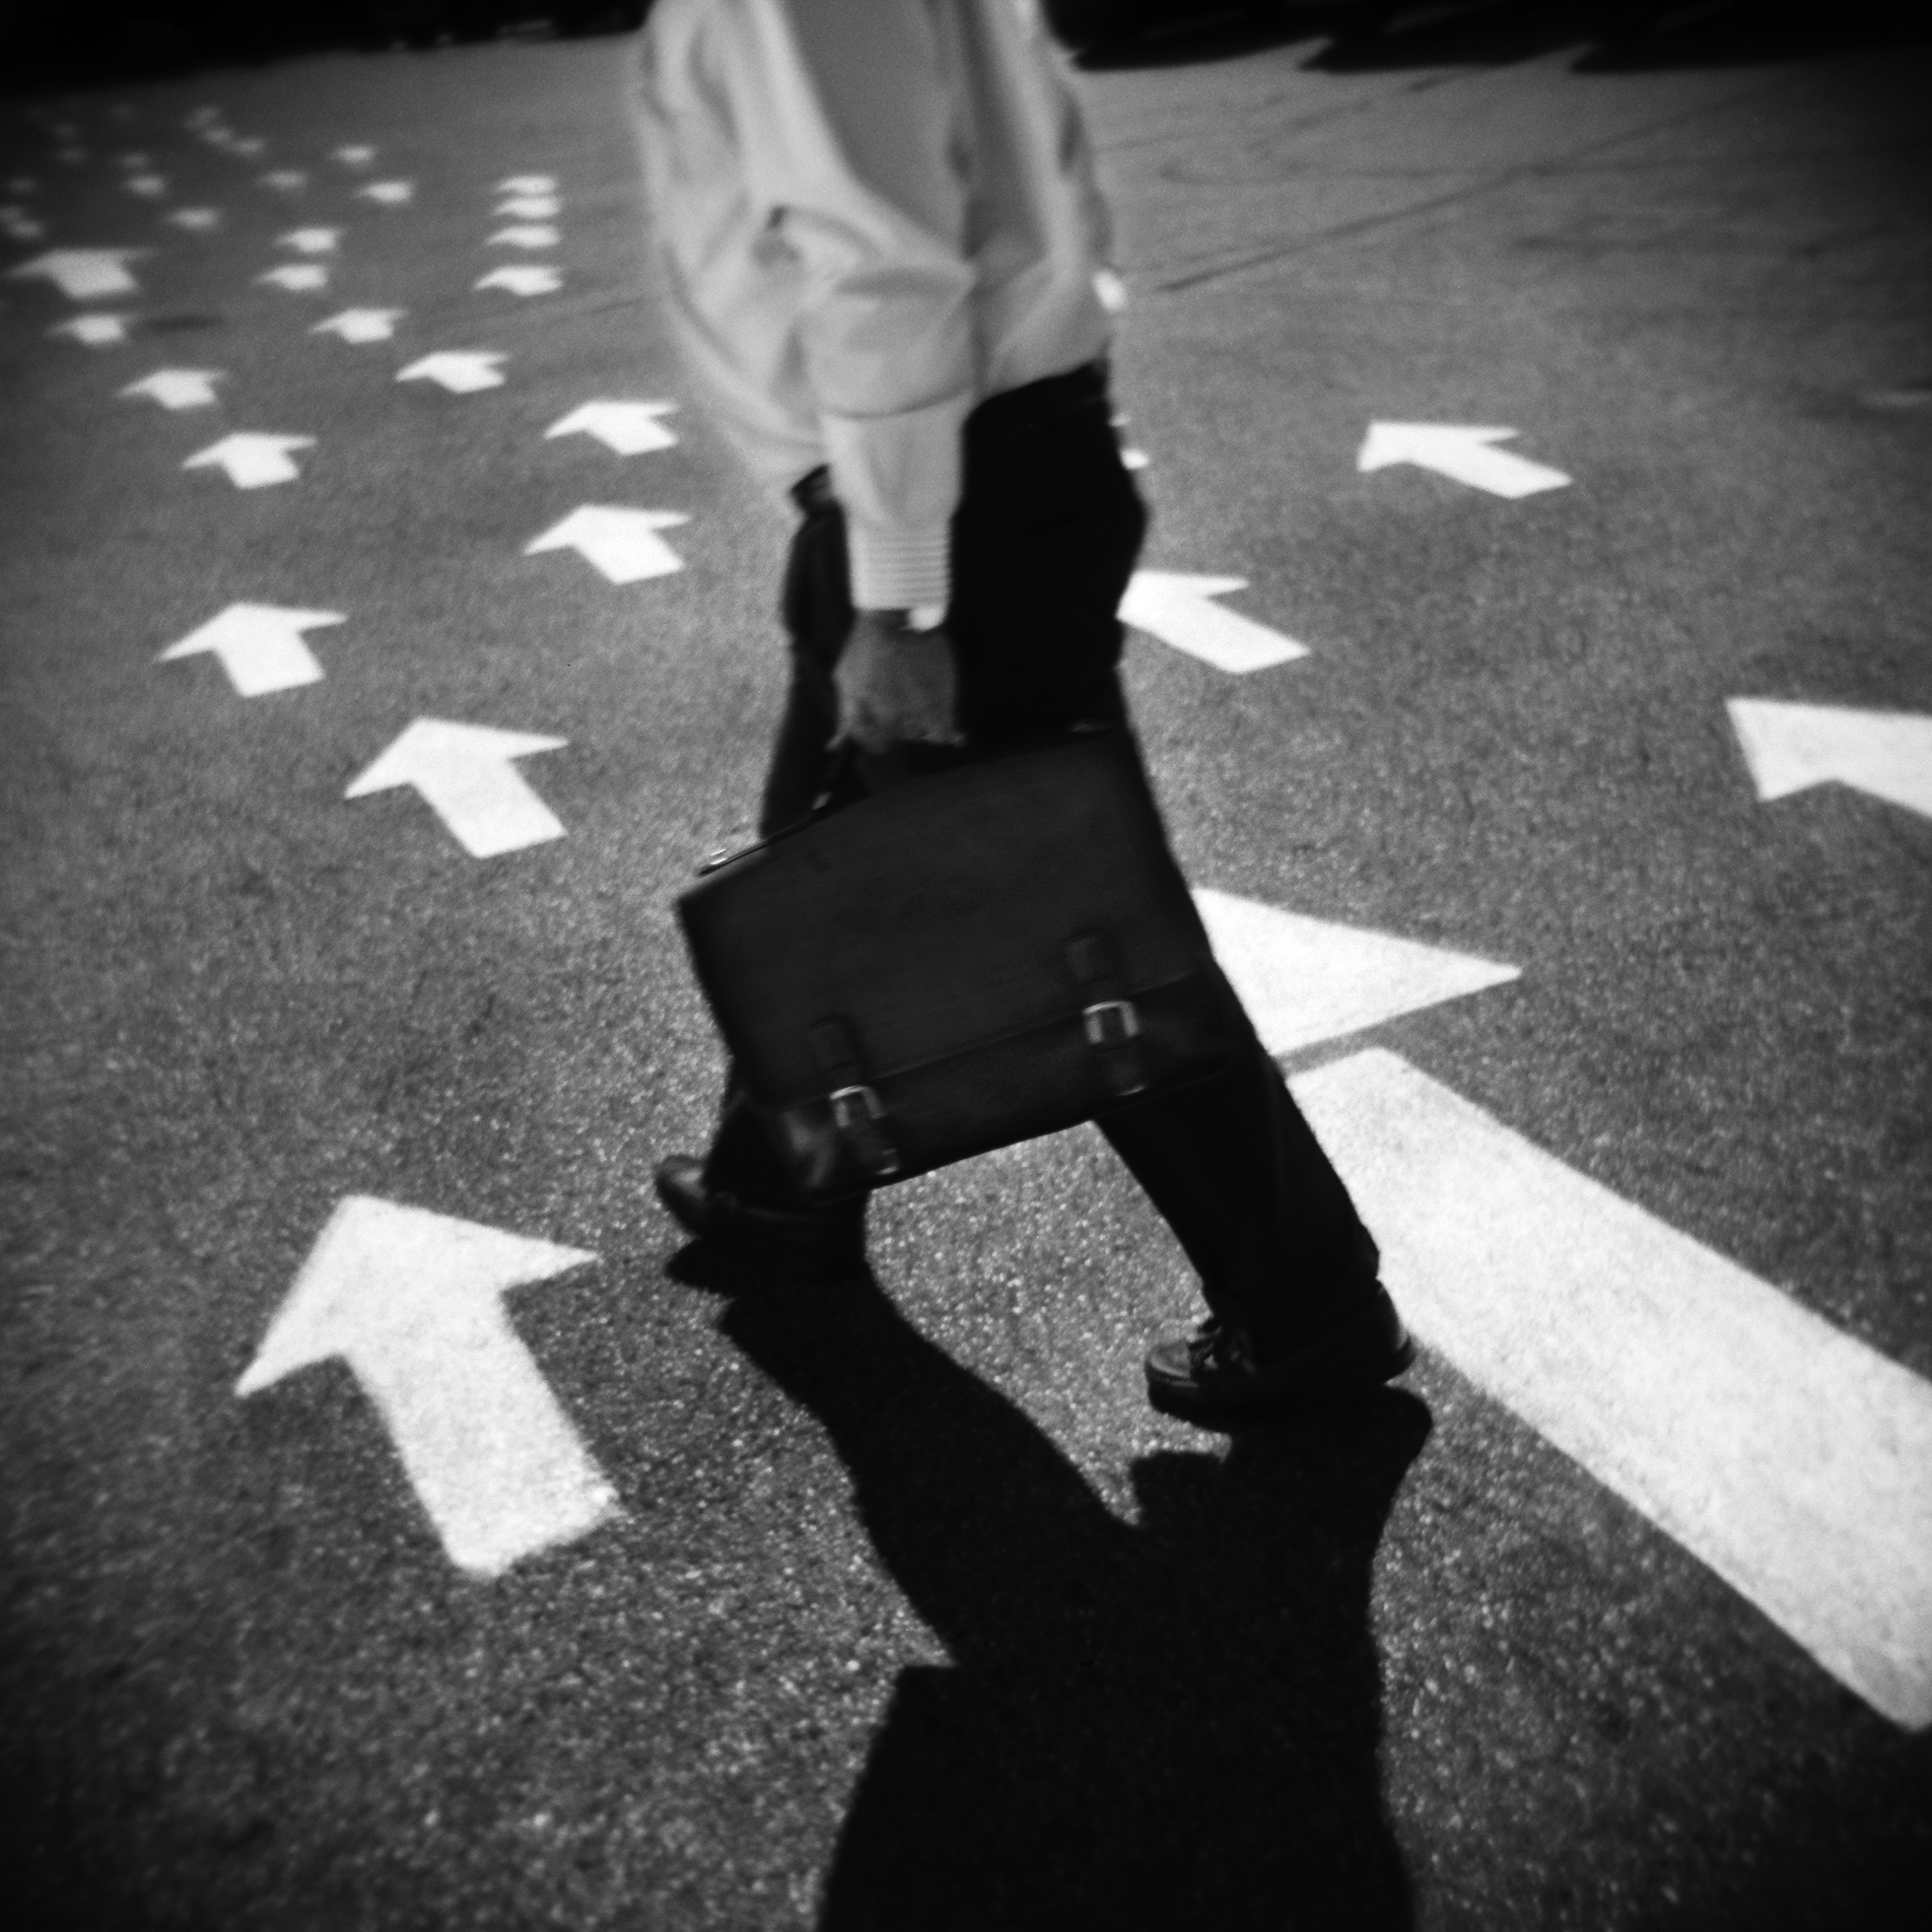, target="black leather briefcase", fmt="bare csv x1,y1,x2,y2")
675,728,1240,1204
